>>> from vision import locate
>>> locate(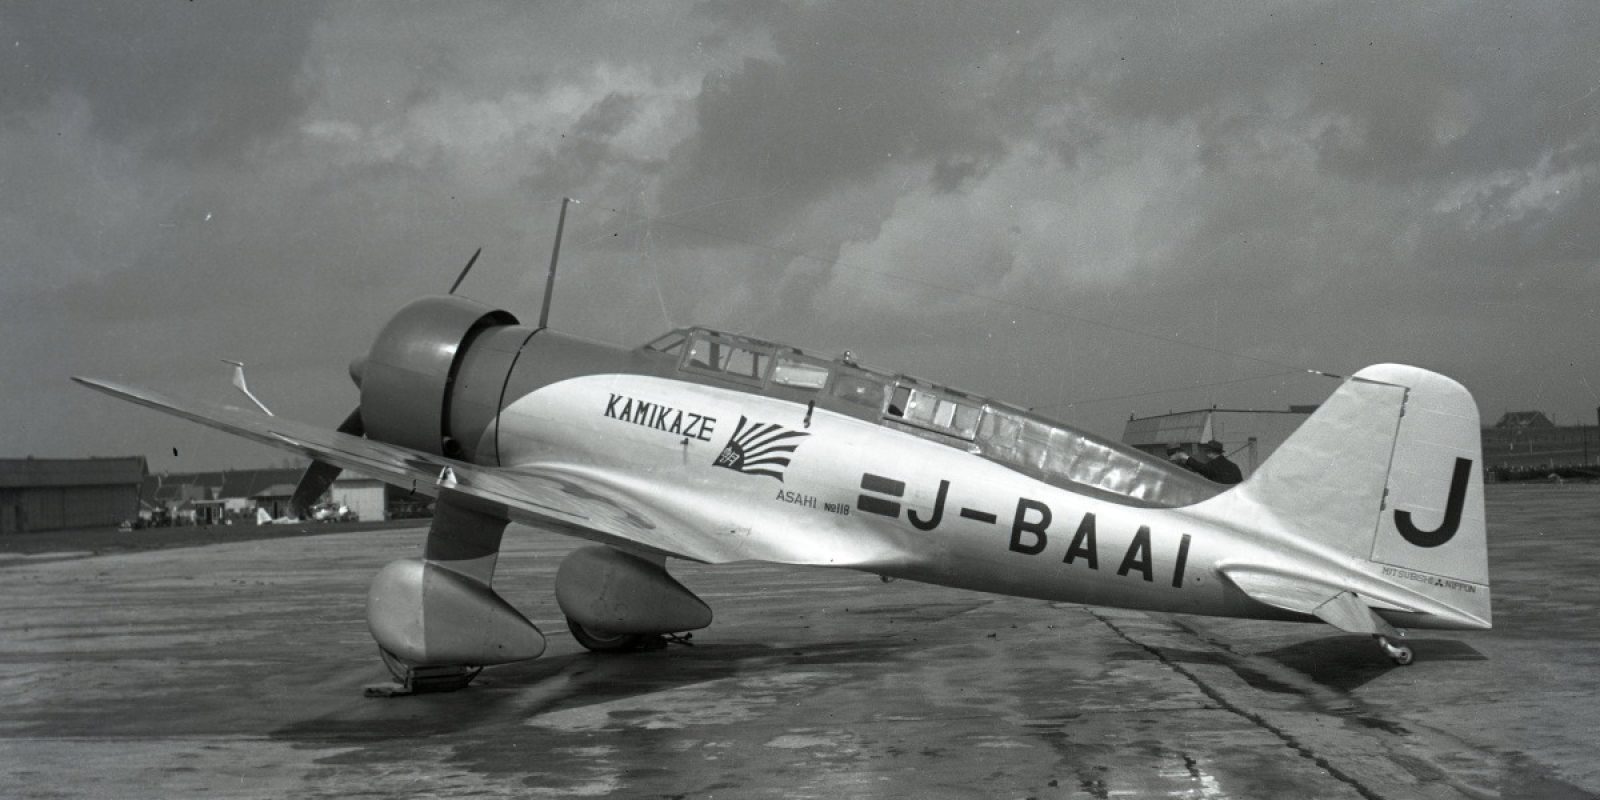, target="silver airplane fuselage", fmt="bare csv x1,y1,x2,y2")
496,370,1482,632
